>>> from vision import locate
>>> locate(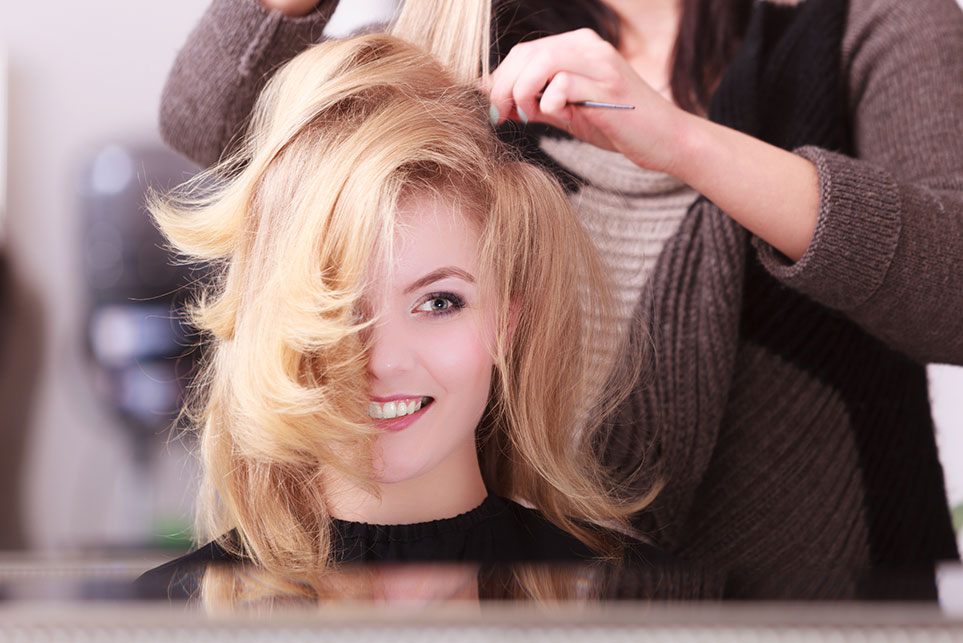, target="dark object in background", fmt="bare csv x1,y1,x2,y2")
0,253,43,551
79,143,200,456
